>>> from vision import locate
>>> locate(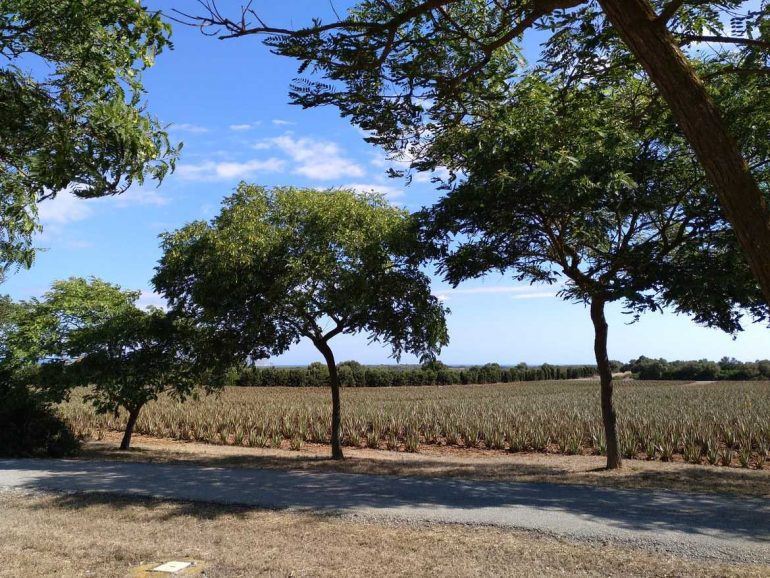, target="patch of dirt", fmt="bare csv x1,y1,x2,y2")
81,431,770,497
